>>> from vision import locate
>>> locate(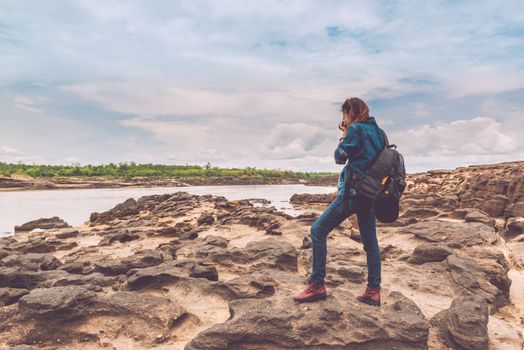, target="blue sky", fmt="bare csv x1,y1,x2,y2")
1,0,523,172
